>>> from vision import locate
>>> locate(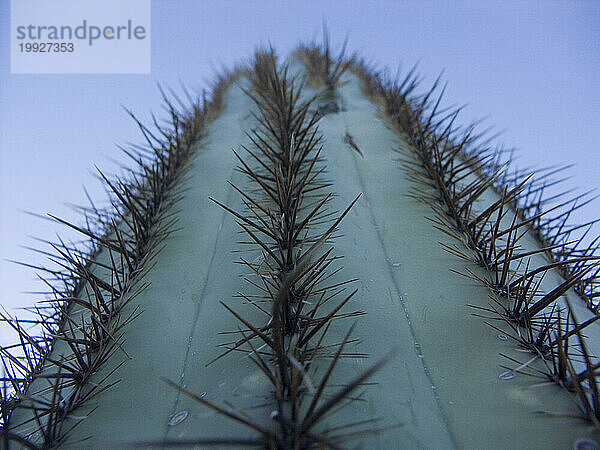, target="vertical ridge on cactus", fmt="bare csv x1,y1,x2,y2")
1,41,599,449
